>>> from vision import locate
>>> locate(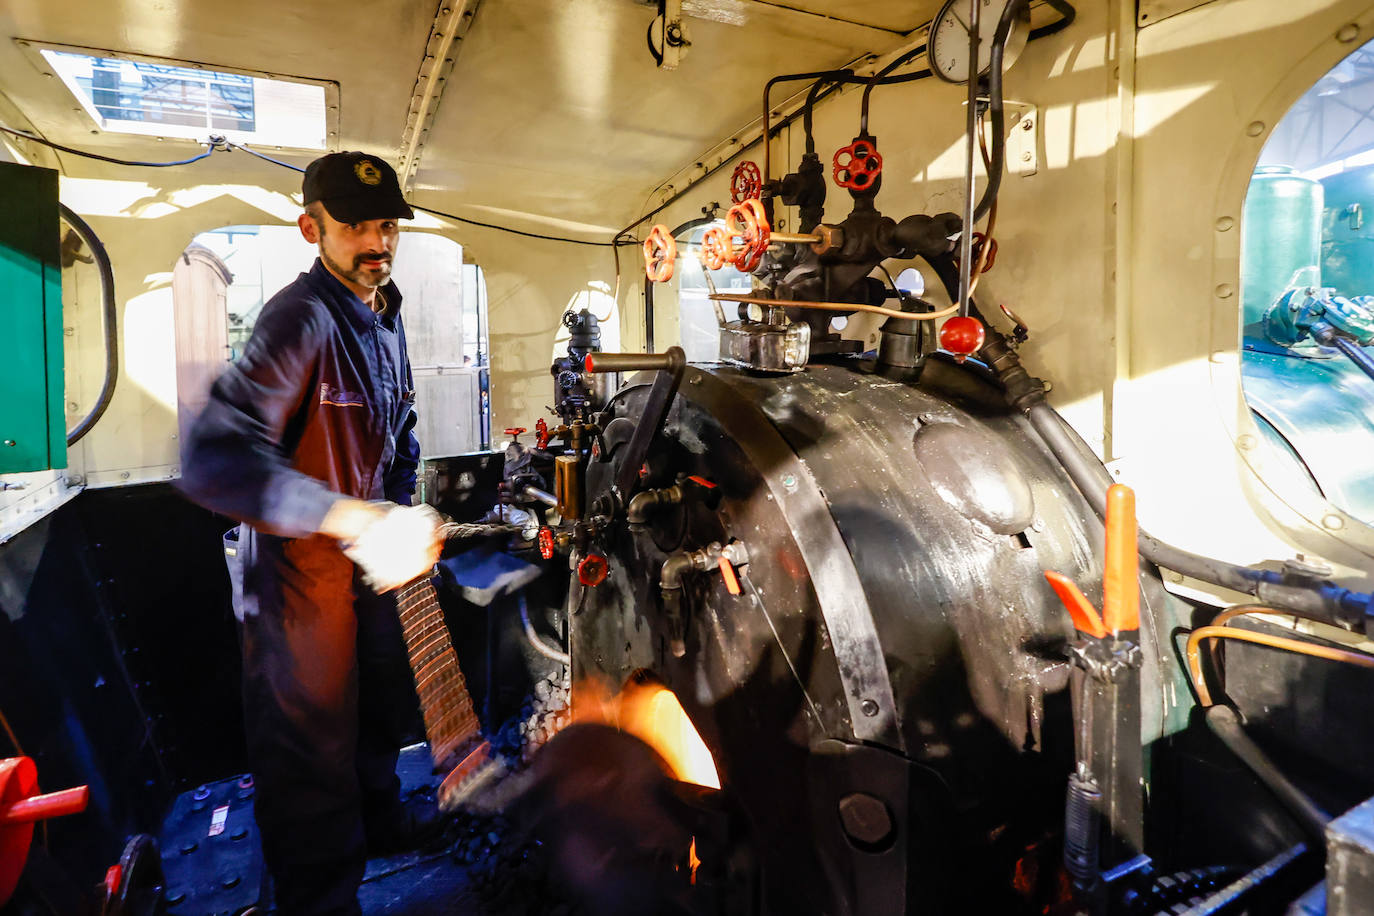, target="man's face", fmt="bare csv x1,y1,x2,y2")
299,206,401,291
